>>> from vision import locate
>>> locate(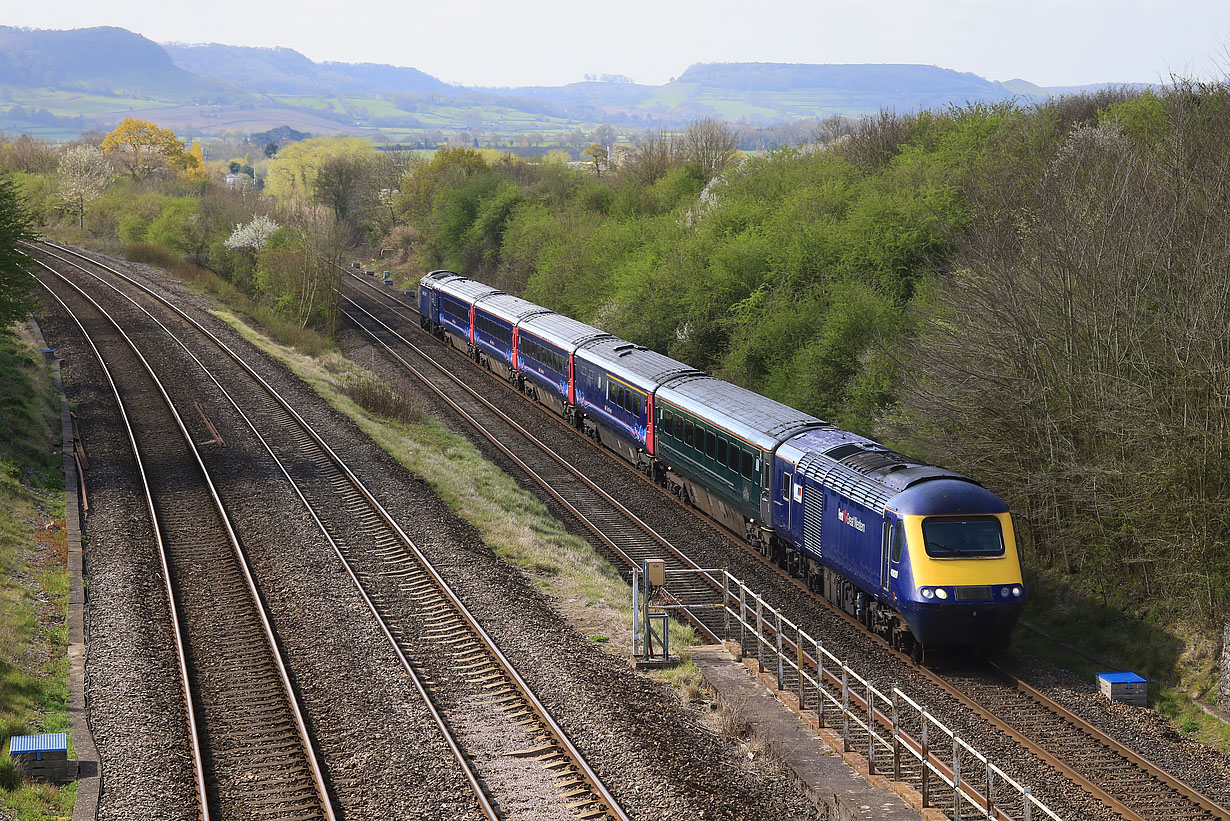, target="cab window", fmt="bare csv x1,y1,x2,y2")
782,473,792,500
921,517,1005,558
891,522,905,562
